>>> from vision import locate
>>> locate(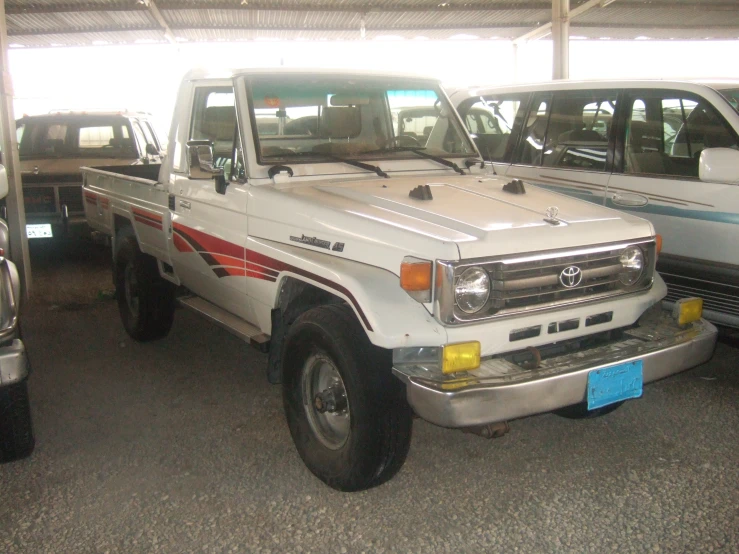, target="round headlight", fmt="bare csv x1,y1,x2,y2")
619,246,645,286
455,267,490,314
